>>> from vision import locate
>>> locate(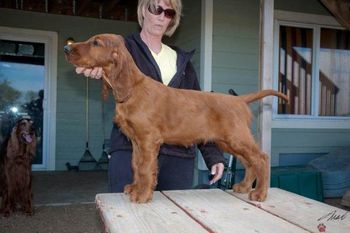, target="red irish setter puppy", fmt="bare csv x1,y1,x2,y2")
64,34,288,203
0,118,37,217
